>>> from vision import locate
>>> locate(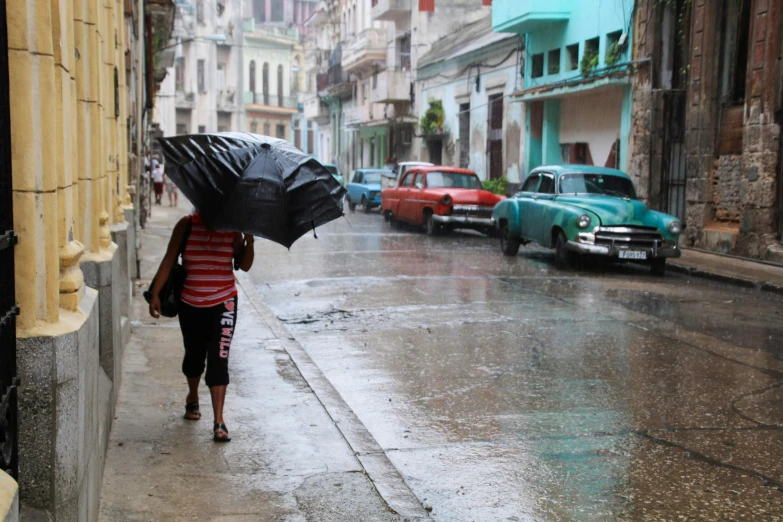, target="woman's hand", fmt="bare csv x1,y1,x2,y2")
149,293,162,319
